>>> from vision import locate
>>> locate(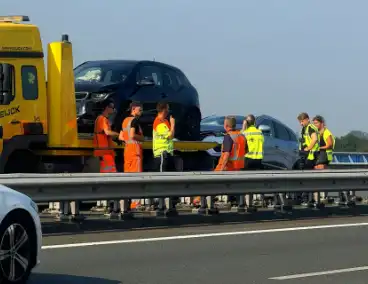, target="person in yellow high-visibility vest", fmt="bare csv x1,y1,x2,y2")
297,112,320,207
313,115,335,202
242,114,264,170
241,114,264,209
